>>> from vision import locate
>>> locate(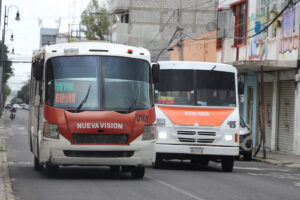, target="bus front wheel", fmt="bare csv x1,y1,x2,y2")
221,157,234,172
131,166,145,179
34,156,42,171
